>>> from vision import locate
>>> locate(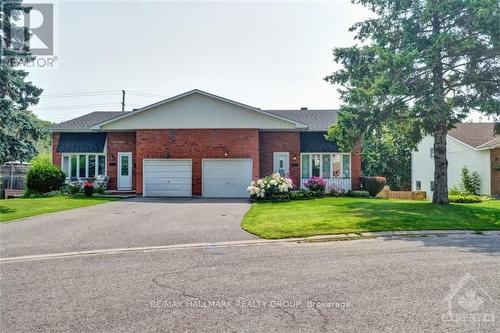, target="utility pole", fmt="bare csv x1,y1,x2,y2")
121,90,126,111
